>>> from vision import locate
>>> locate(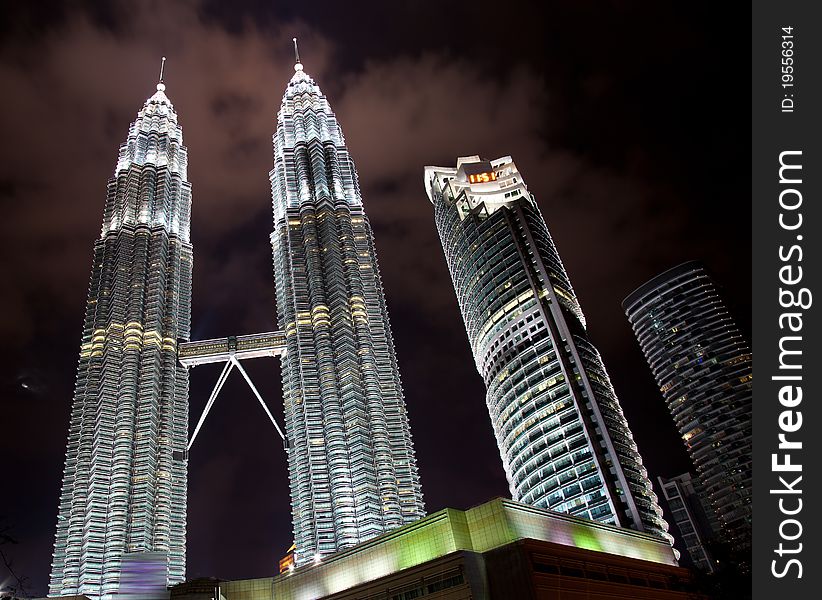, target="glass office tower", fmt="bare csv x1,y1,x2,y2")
49,79,191,598
623,261,752,560
425,156,669,540
270,58,425,565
